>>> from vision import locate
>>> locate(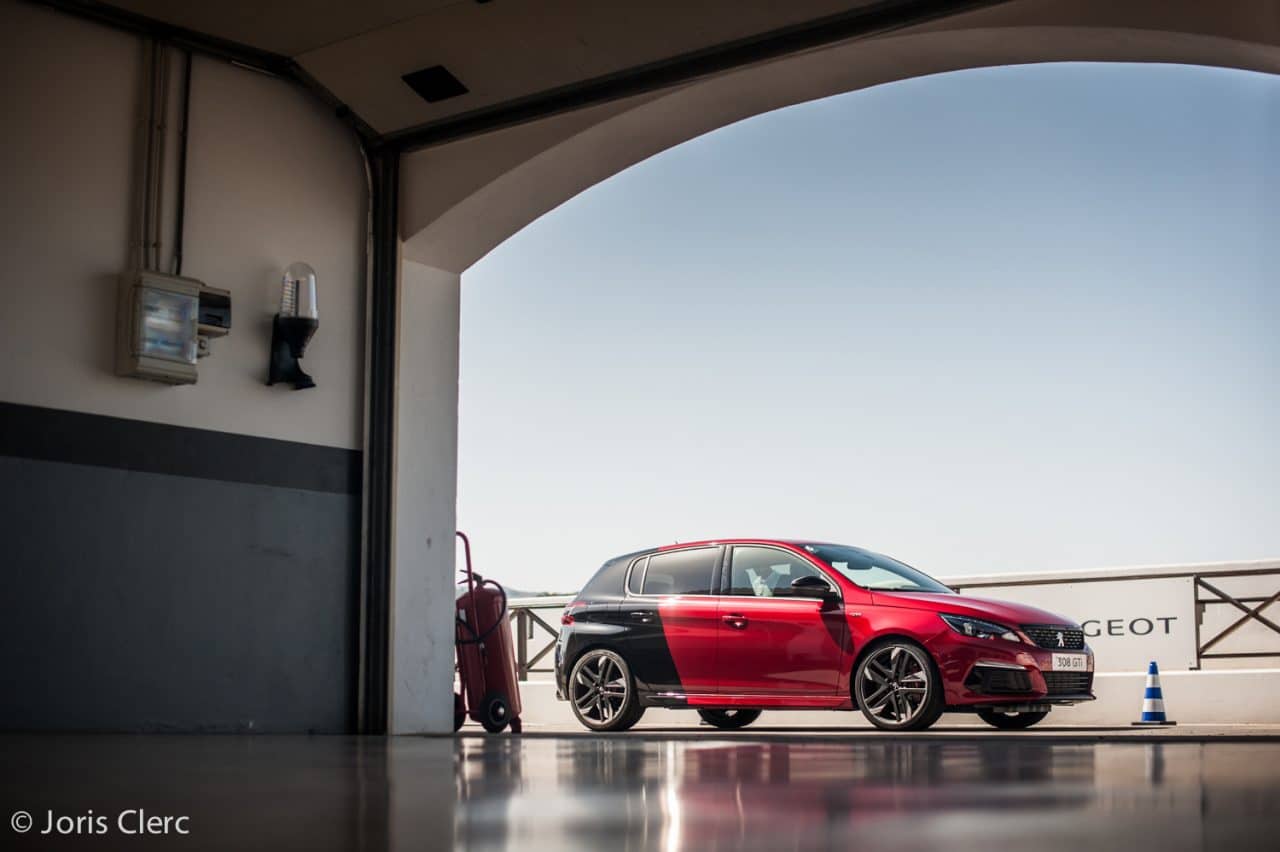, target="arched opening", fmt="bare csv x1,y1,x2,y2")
401,9,1280,272
387,5,1280,733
